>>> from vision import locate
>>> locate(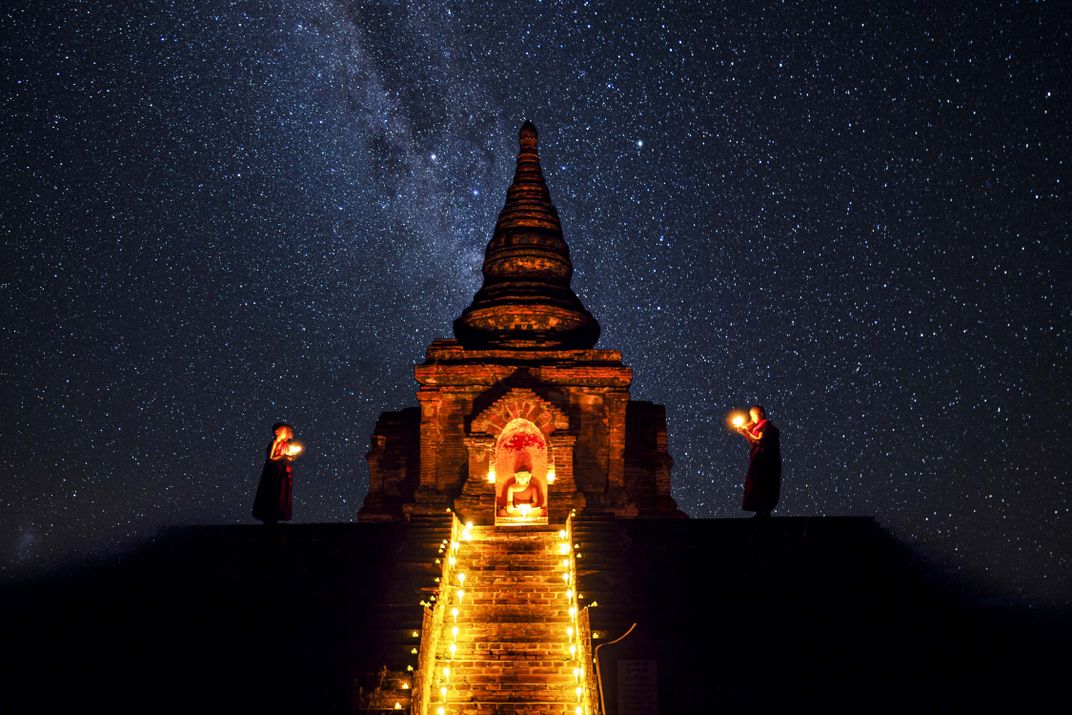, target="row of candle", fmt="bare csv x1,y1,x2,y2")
560,520,590,715
433,520,473,715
